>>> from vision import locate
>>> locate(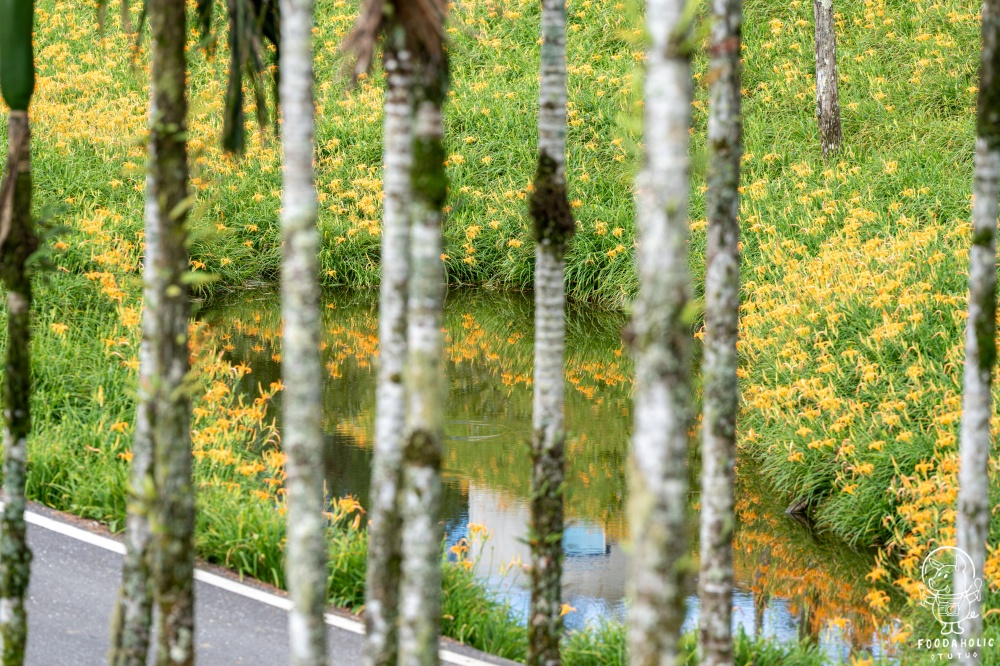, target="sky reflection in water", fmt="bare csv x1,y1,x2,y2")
200,288,900,663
